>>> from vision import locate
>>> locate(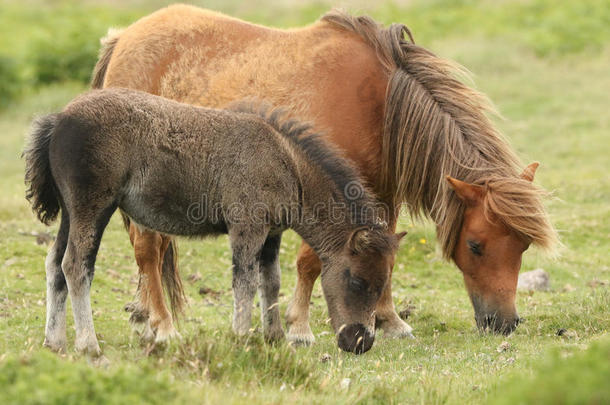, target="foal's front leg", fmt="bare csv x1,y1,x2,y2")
229,226,268,336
